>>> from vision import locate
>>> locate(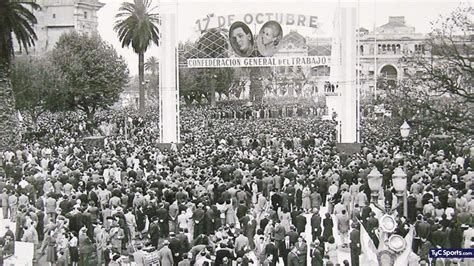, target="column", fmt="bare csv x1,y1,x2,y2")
158,0,179,144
